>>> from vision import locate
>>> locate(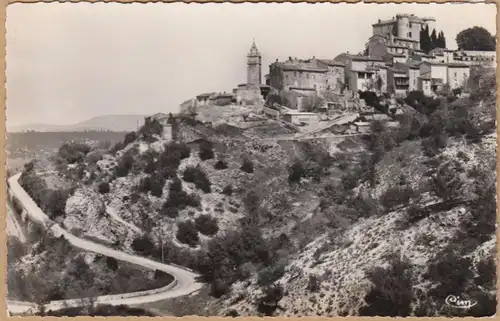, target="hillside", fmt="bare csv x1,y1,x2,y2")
8,114,149,133
15,68,496,317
